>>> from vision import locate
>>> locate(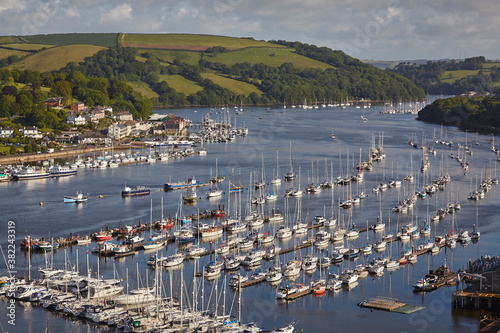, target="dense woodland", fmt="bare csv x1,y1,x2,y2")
388,57,500,95
417,95,500,130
